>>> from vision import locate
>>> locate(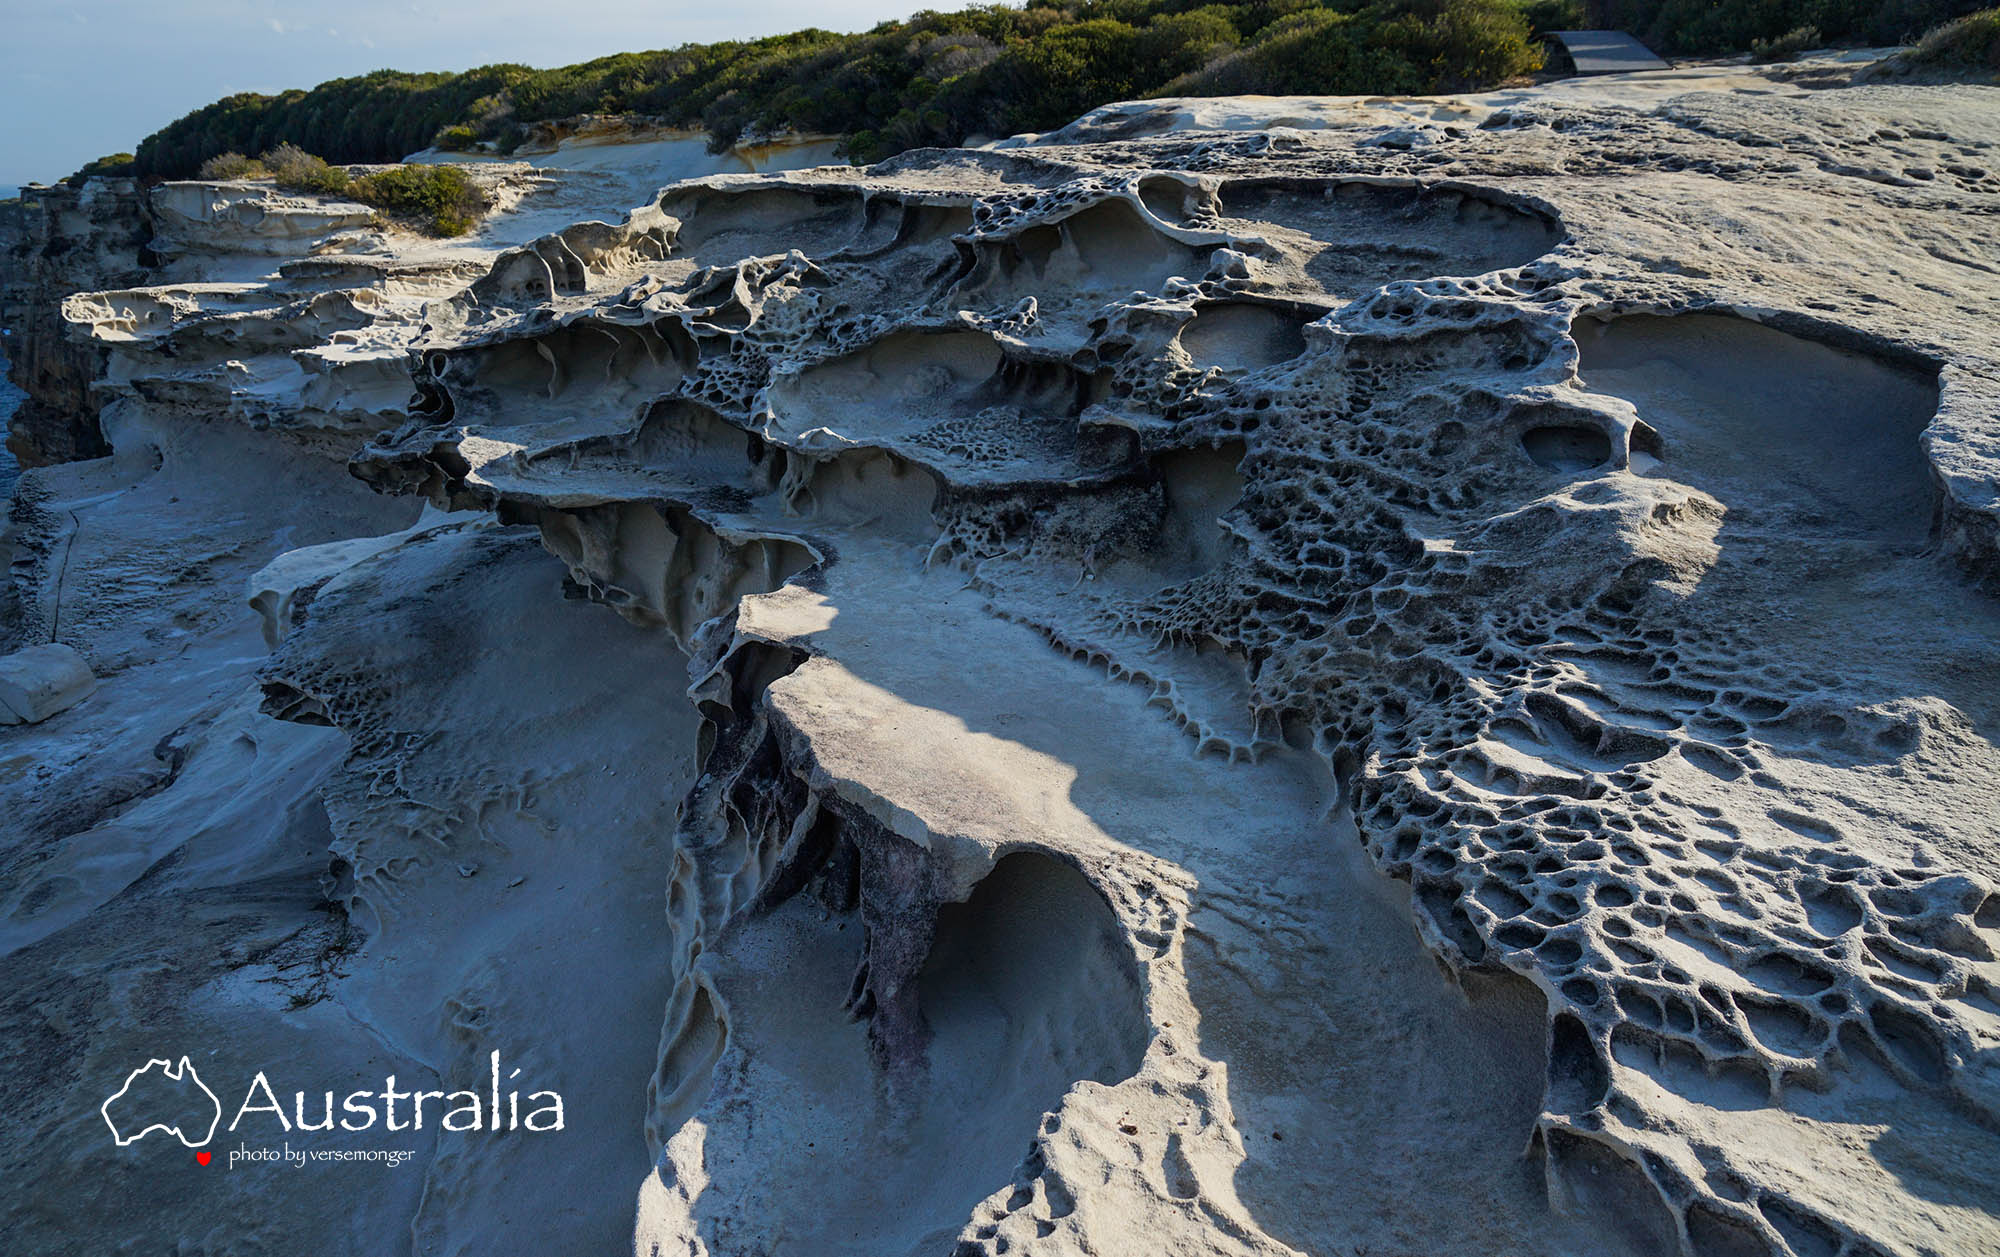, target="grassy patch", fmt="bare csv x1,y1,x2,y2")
1903,6,2000,70
263,143,353,195
1750,25,1820,61
196,151,267,180
61,152,136,187
1860,6,2000,79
